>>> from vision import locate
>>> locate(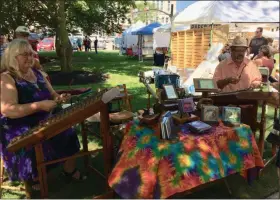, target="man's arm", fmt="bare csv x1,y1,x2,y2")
216,78,231,89
213,63,230,89
249,62,262,88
